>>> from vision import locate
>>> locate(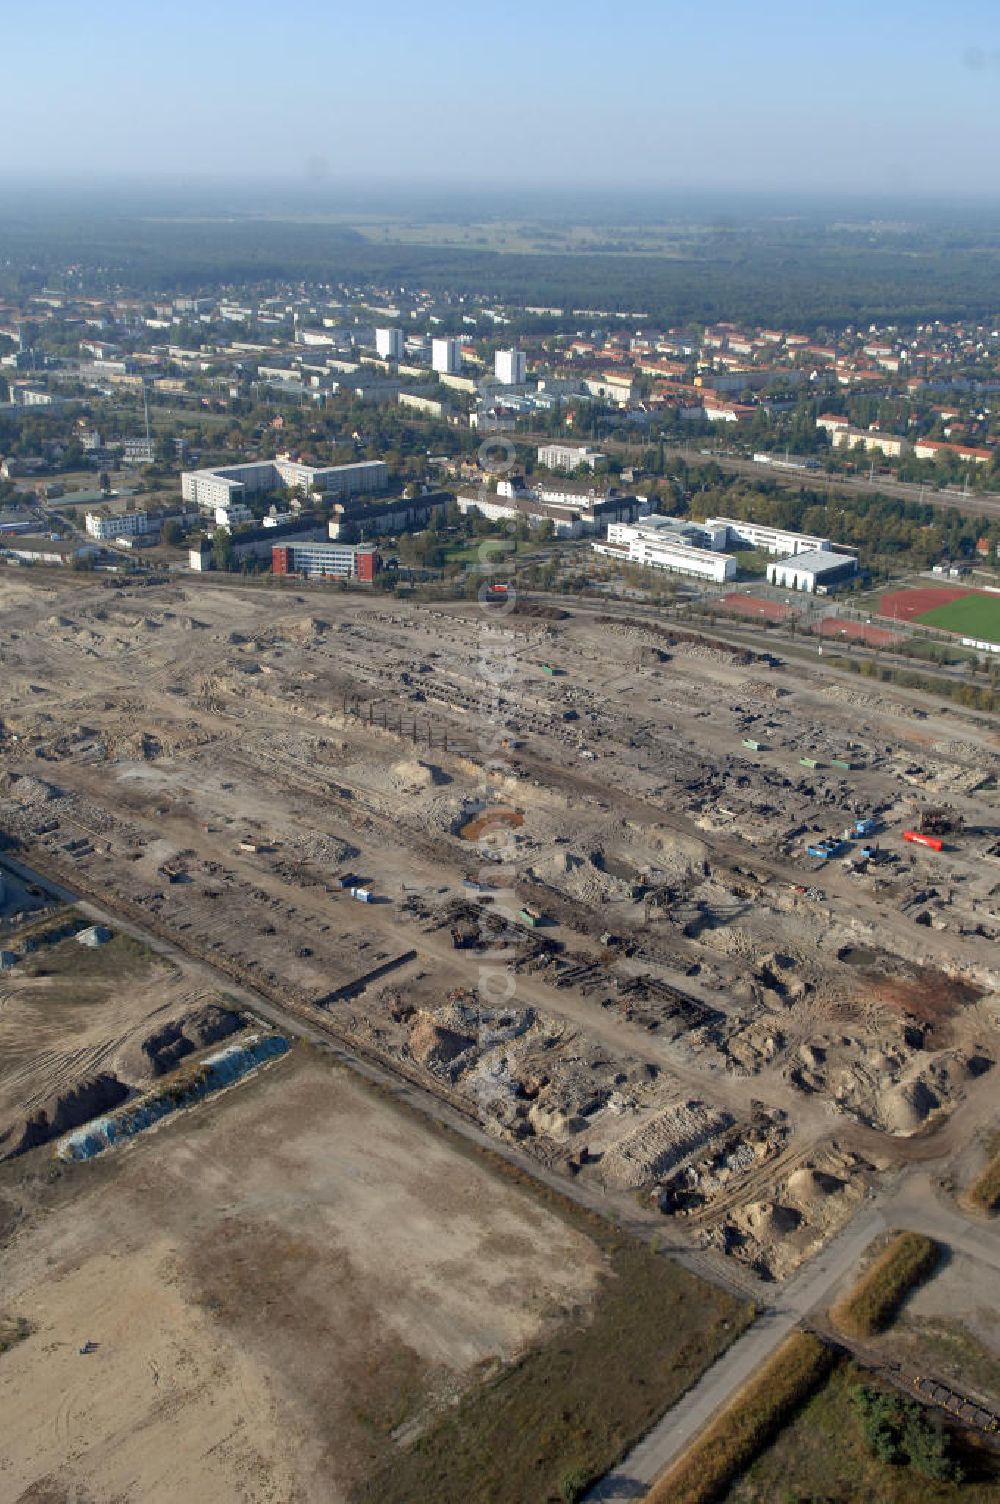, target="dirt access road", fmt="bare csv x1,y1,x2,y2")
586,1169,1000,1502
